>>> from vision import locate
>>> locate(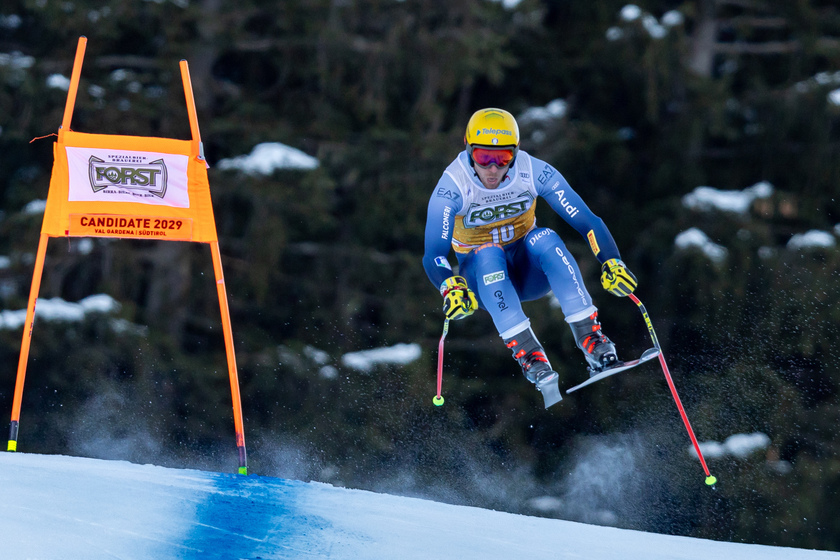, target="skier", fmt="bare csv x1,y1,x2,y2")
422,108,638,401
